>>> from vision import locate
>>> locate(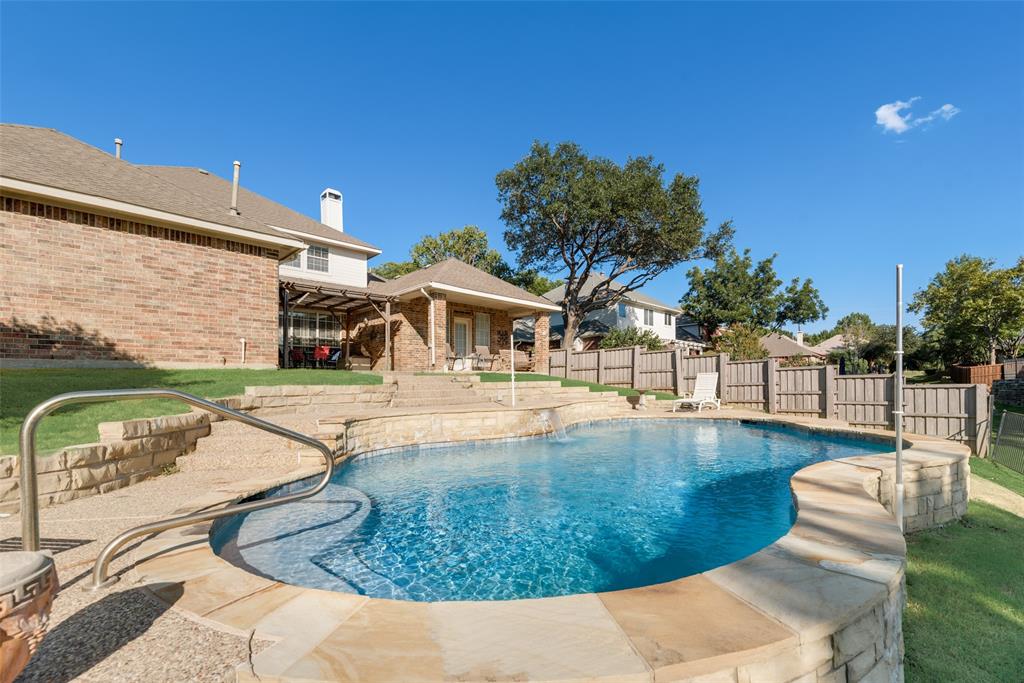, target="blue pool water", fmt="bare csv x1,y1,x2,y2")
212,420,888,601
